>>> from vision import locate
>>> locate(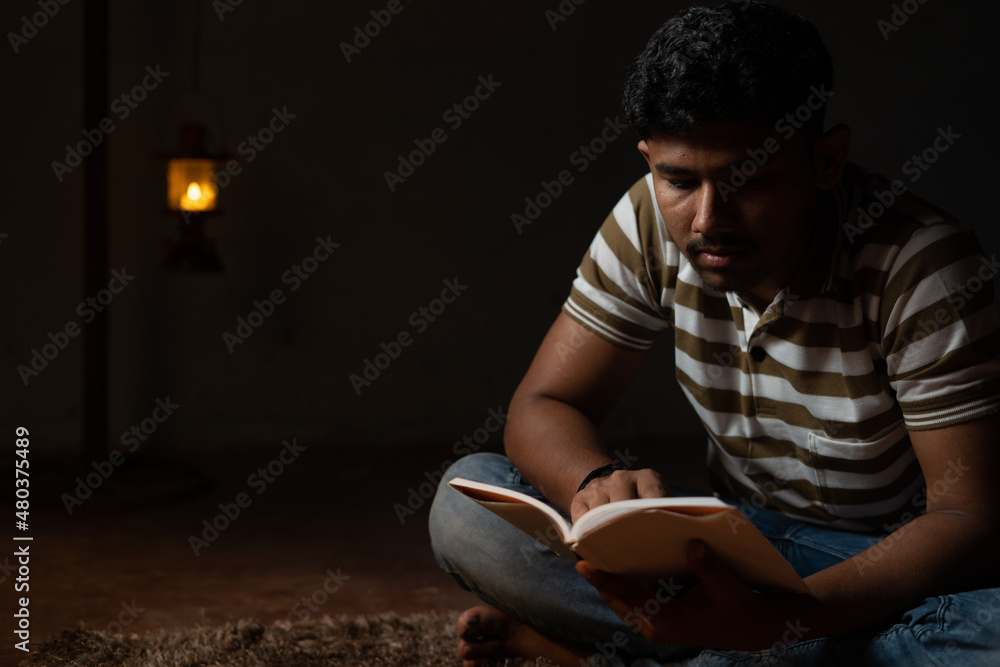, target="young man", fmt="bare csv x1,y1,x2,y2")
430,2,1000,664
